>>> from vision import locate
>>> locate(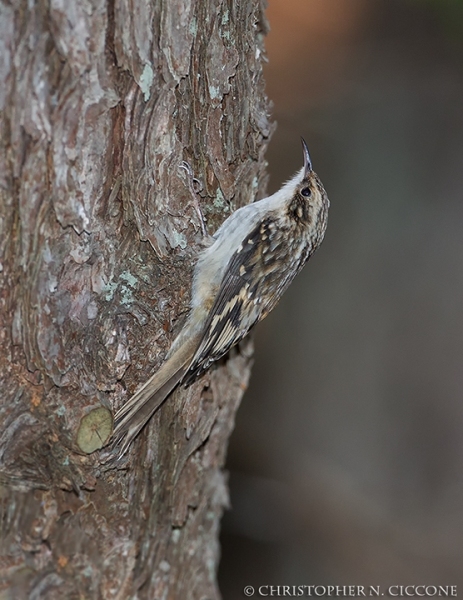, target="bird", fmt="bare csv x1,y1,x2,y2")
111,138,329,455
